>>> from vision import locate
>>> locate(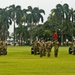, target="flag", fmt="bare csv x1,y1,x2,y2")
53,32,58,40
